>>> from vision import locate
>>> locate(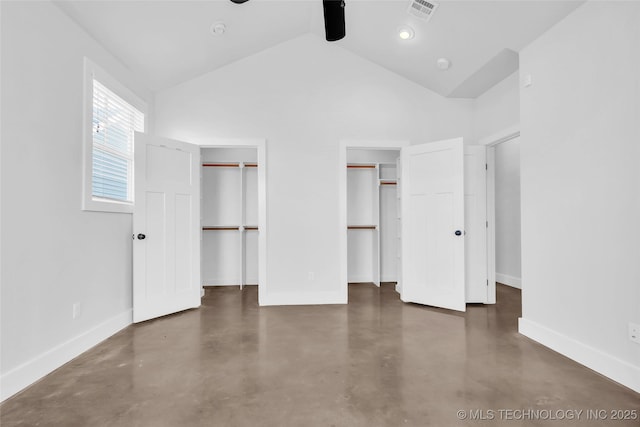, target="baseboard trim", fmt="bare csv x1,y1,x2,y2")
519,317,640,393
260,290,347,306
1,310,132,402
496,273,521,289
202,280,241,286
347,276,374,284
